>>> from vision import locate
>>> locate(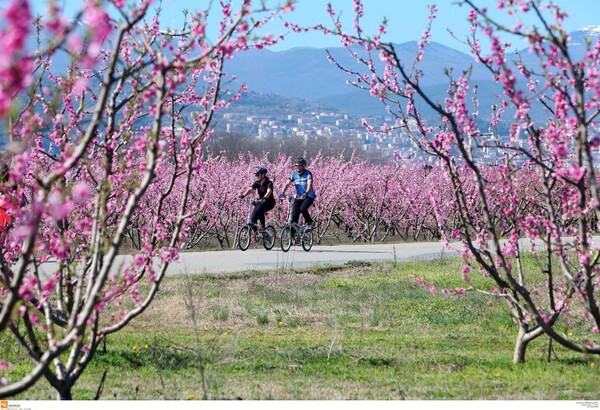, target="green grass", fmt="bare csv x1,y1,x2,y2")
3,258,599,400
